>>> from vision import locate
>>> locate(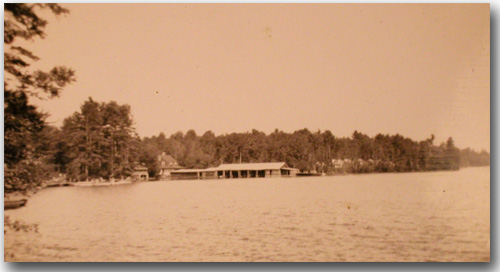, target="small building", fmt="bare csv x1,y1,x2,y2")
170,162,298,180
131,165,149,181
157,152,184,179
